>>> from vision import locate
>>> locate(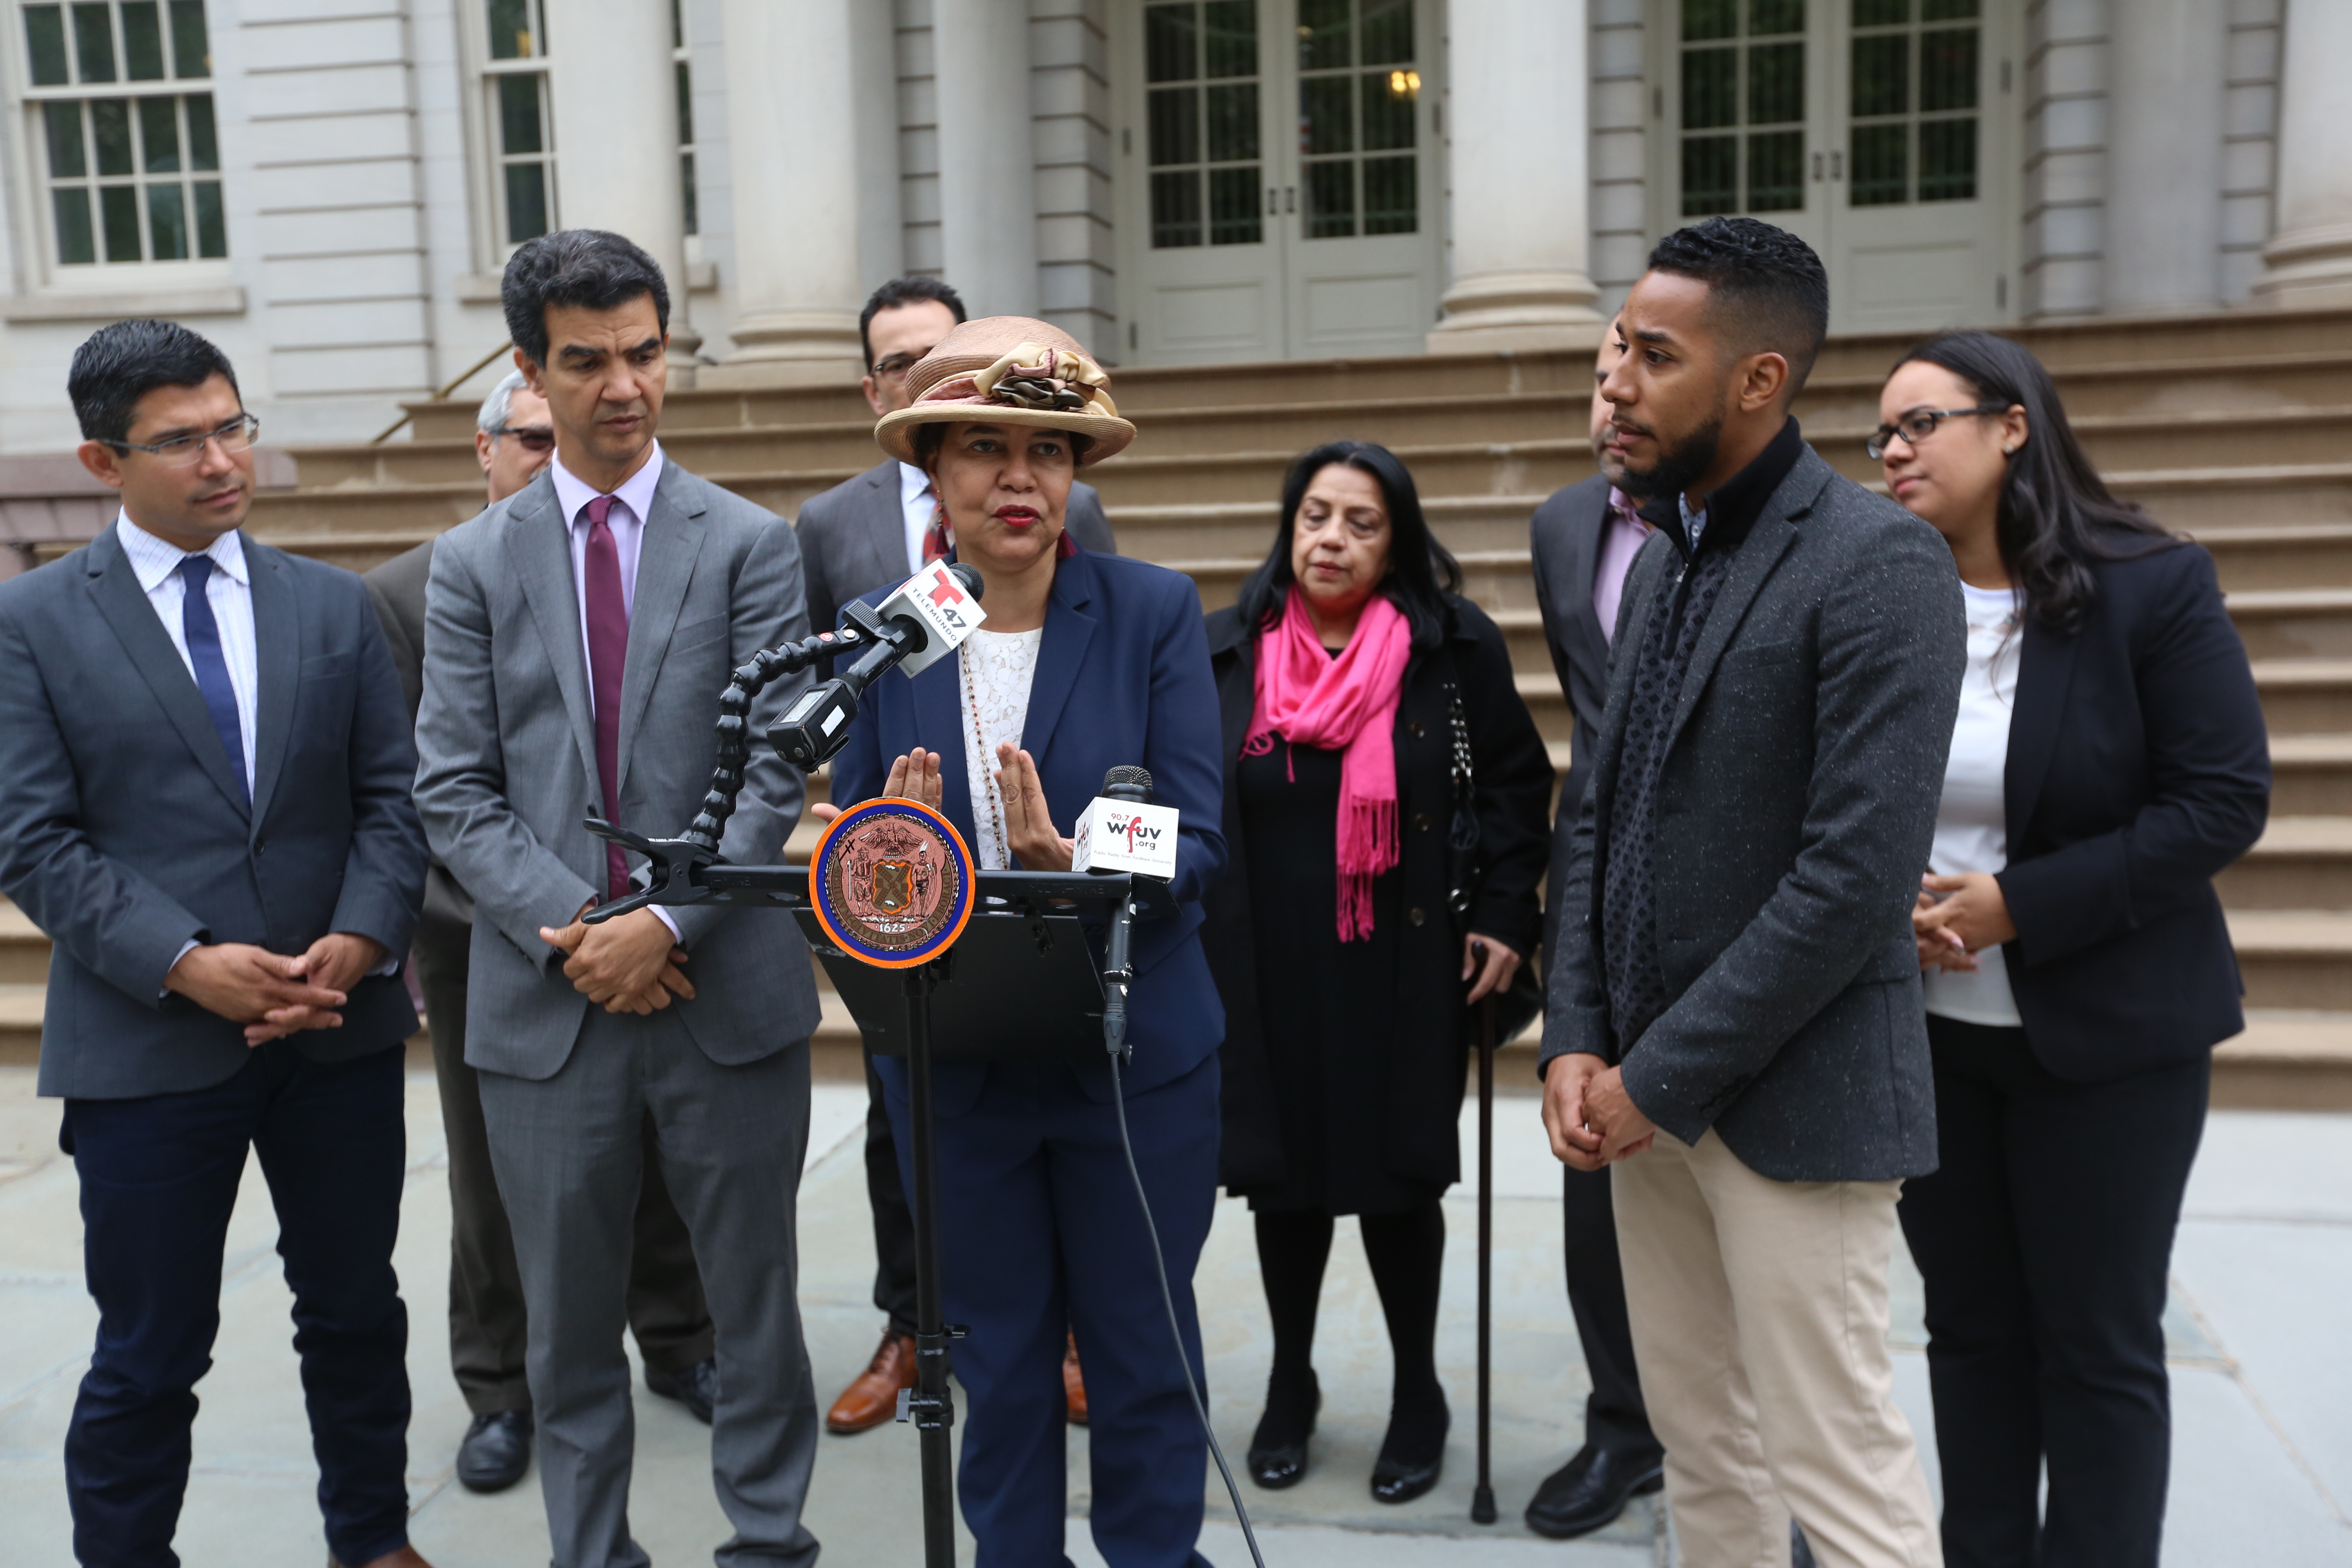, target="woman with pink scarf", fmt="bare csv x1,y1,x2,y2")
1200,441,1553,1503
